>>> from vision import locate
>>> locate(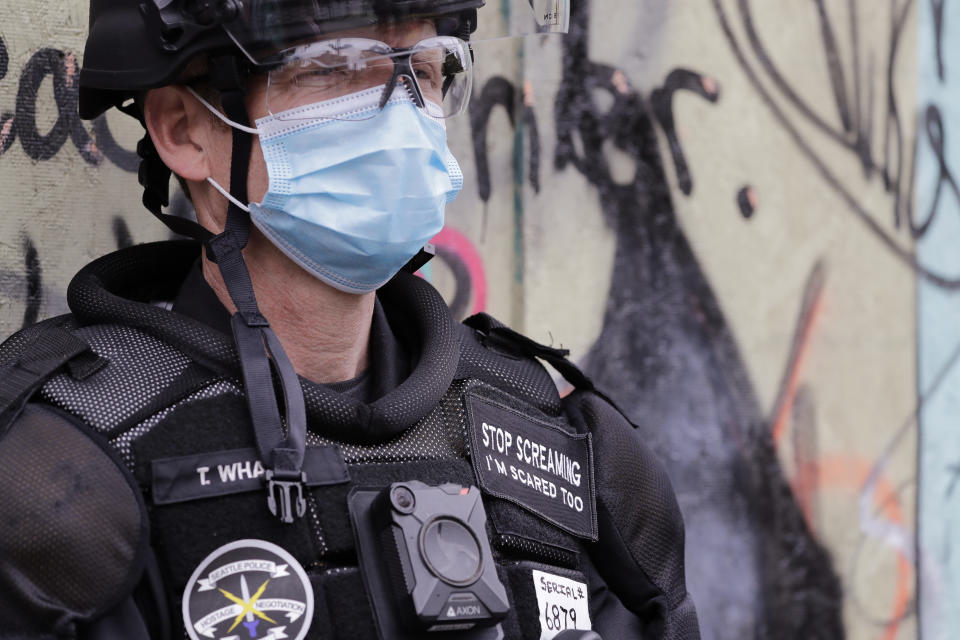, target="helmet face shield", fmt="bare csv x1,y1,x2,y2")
223,0,569,67
479,0,570,39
